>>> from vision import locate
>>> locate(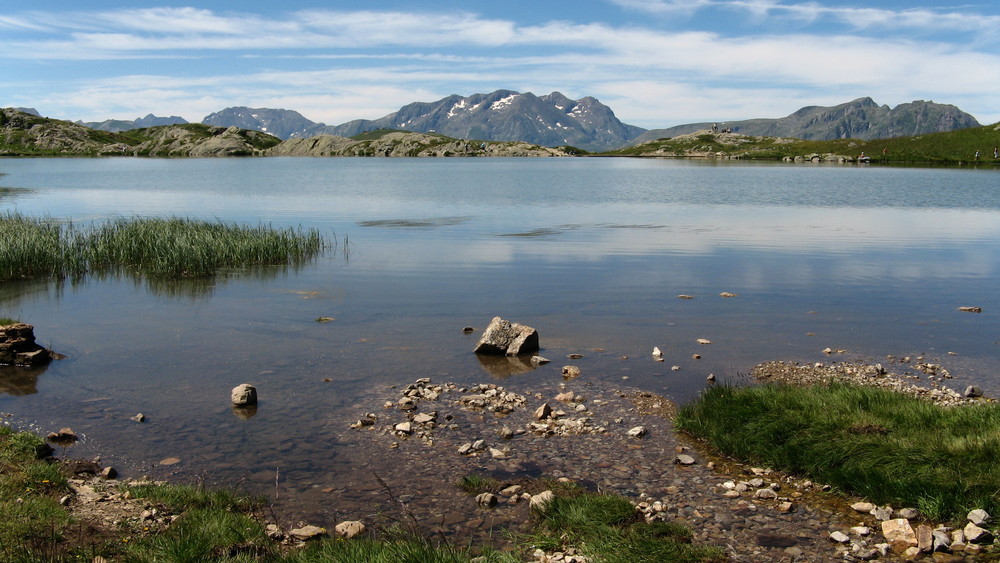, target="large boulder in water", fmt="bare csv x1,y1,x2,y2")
473,317,539,356
0,323,52,366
